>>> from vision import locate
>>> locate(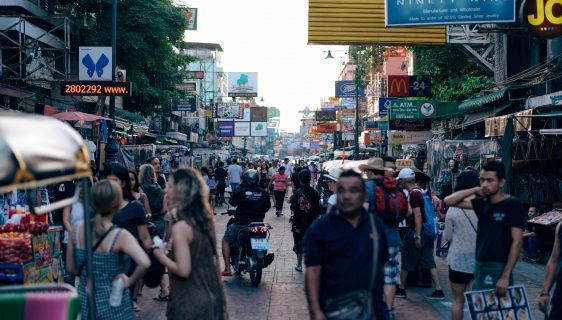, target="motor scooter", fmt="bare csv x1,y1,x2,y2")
223,207,274,286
